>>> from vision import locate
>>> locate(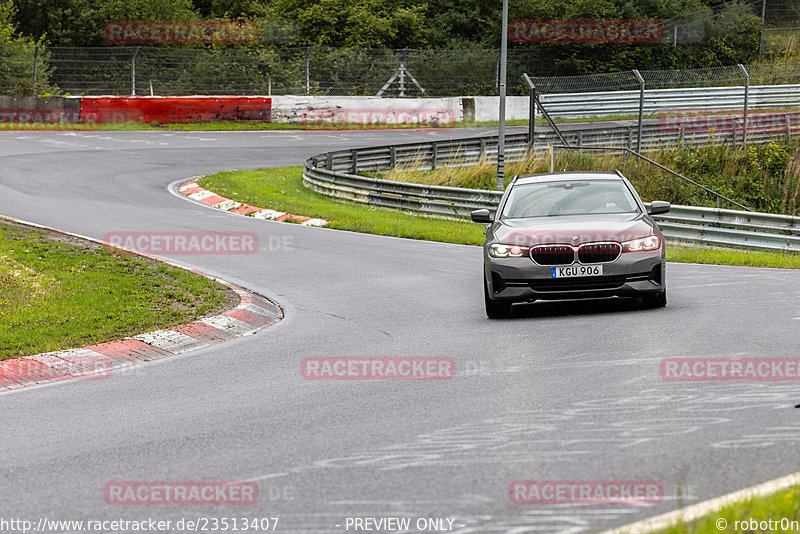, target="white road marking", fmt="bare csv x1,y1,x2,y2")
678,281,749,289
